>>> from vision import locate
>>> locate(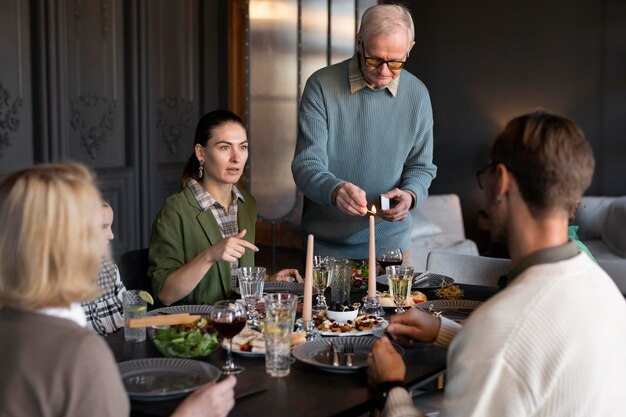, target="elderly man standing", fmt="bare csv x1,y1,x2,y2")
291,4,436,259
367,110,626,416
